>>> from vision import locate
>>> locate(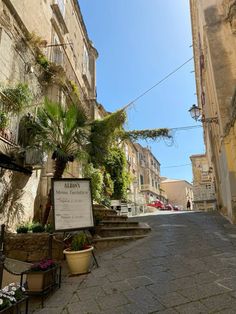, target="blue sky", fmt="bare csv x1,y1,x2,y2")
79,0,205,183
